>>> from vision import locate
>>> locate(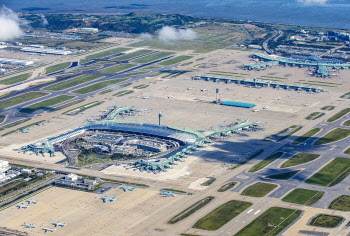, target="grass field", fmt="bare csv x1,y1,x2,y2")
0,115,5,123
277,126,303,142
305,112,325,120
87,47,130,59
19,95,75,113
241,182,278,197
158,56,193,66
314,128,350,145
292,128,321,145
340,92,350,99
132,51,174,63
79,59,92,65
306,157,350,186
63,101,103,116
133,84,149,89
98,64,135,74
343,120,350,126
235,207,302,236
125,71,150,76
44,74,103,91
168,197,214,224
329,195,350,211
0,73,31,85
47,99,85,113
113,90,134,97
110,49,153,61
192,200,252,230
281,153,320,168
249,152,284,173
0,92,48,110
72,78,128,94
142,66,160,70
203,178,216,186
218,182,237,192
309,214,343,228
282,188,324,205
72,66,100,72
45,62,71,74
327,108,350,122
266,170,300,180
